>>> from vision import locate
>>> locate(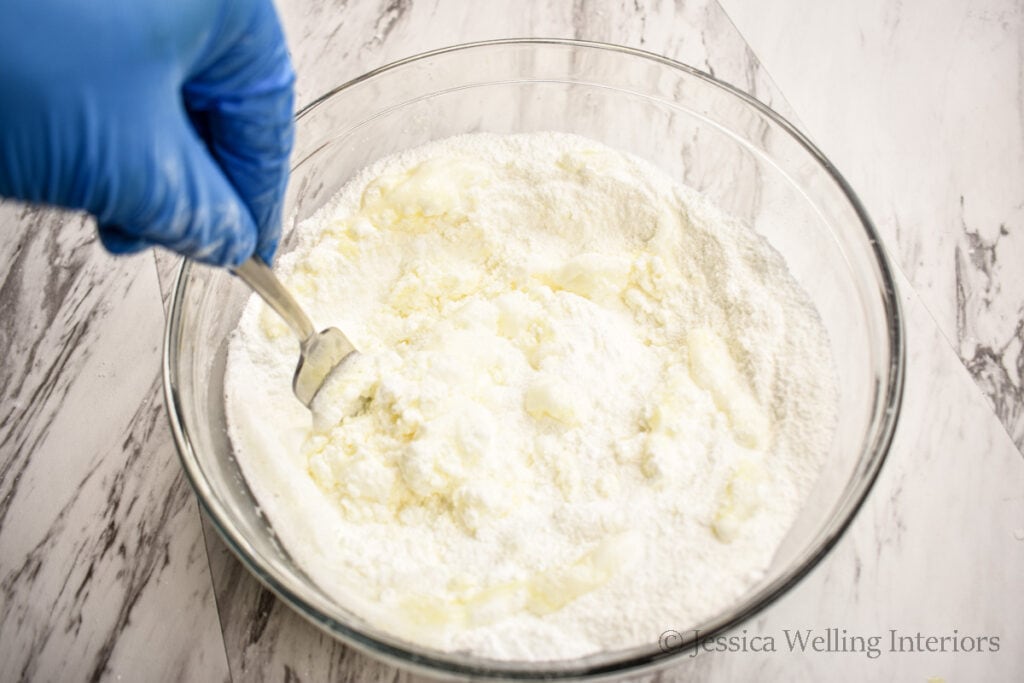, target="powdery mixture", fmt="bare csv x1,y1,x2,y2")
224,132,837,660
